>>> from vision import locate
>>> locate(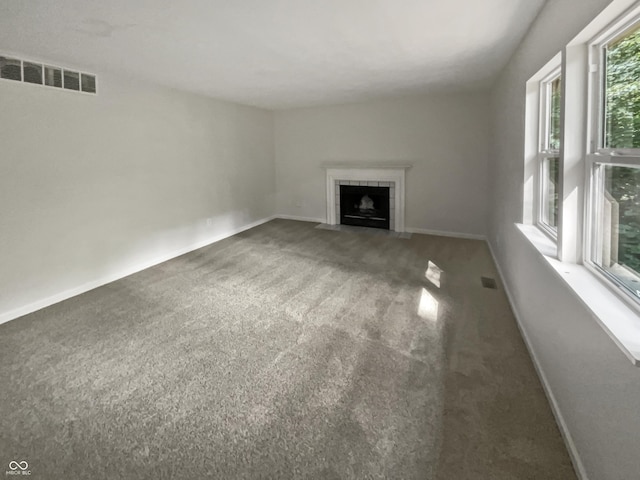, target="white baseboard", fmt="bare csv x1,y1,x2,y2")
486,240,589,480
405,226,486,241
0,215,277,326
273,217,487,240
274,214,326,223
